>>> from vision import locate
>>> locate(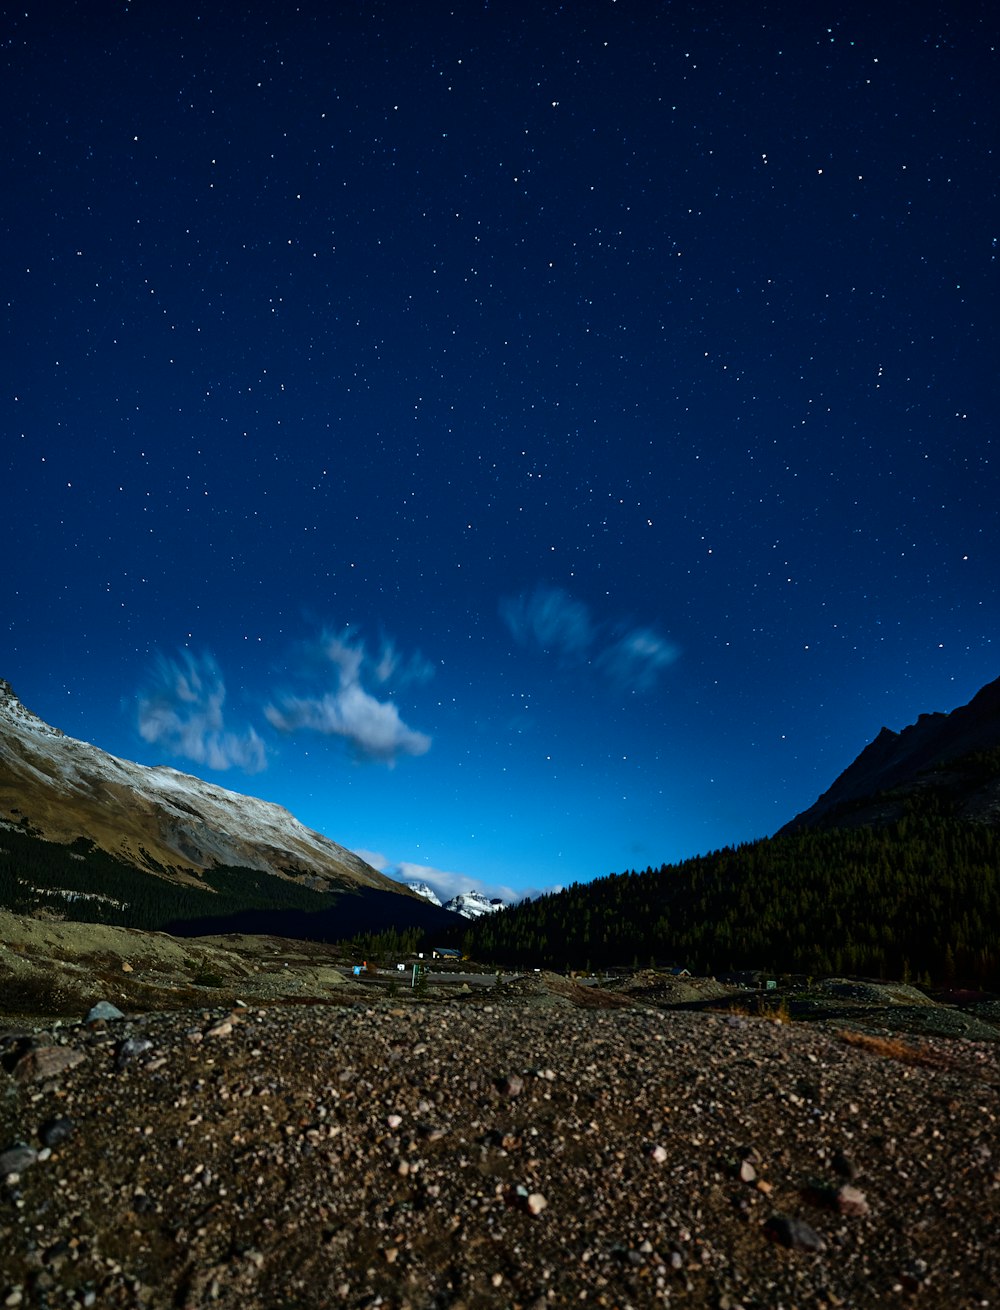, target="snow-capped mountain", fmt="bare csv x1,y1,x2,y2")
0,678,416,898
406,881,443,907
443,890,506,919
